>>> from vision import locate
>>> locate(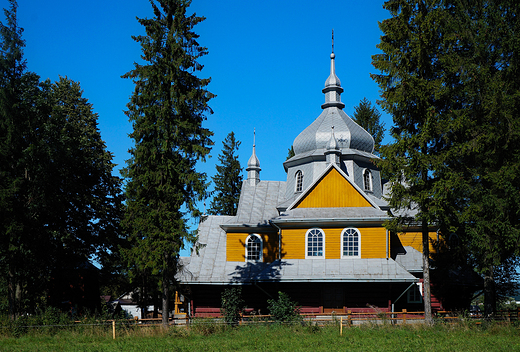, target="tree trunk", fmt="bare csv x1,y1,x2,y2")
8,263,21,320
162,271,170,329
8,264,16,320
162,275,170,329
483,265,496,319
422,218,433,325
